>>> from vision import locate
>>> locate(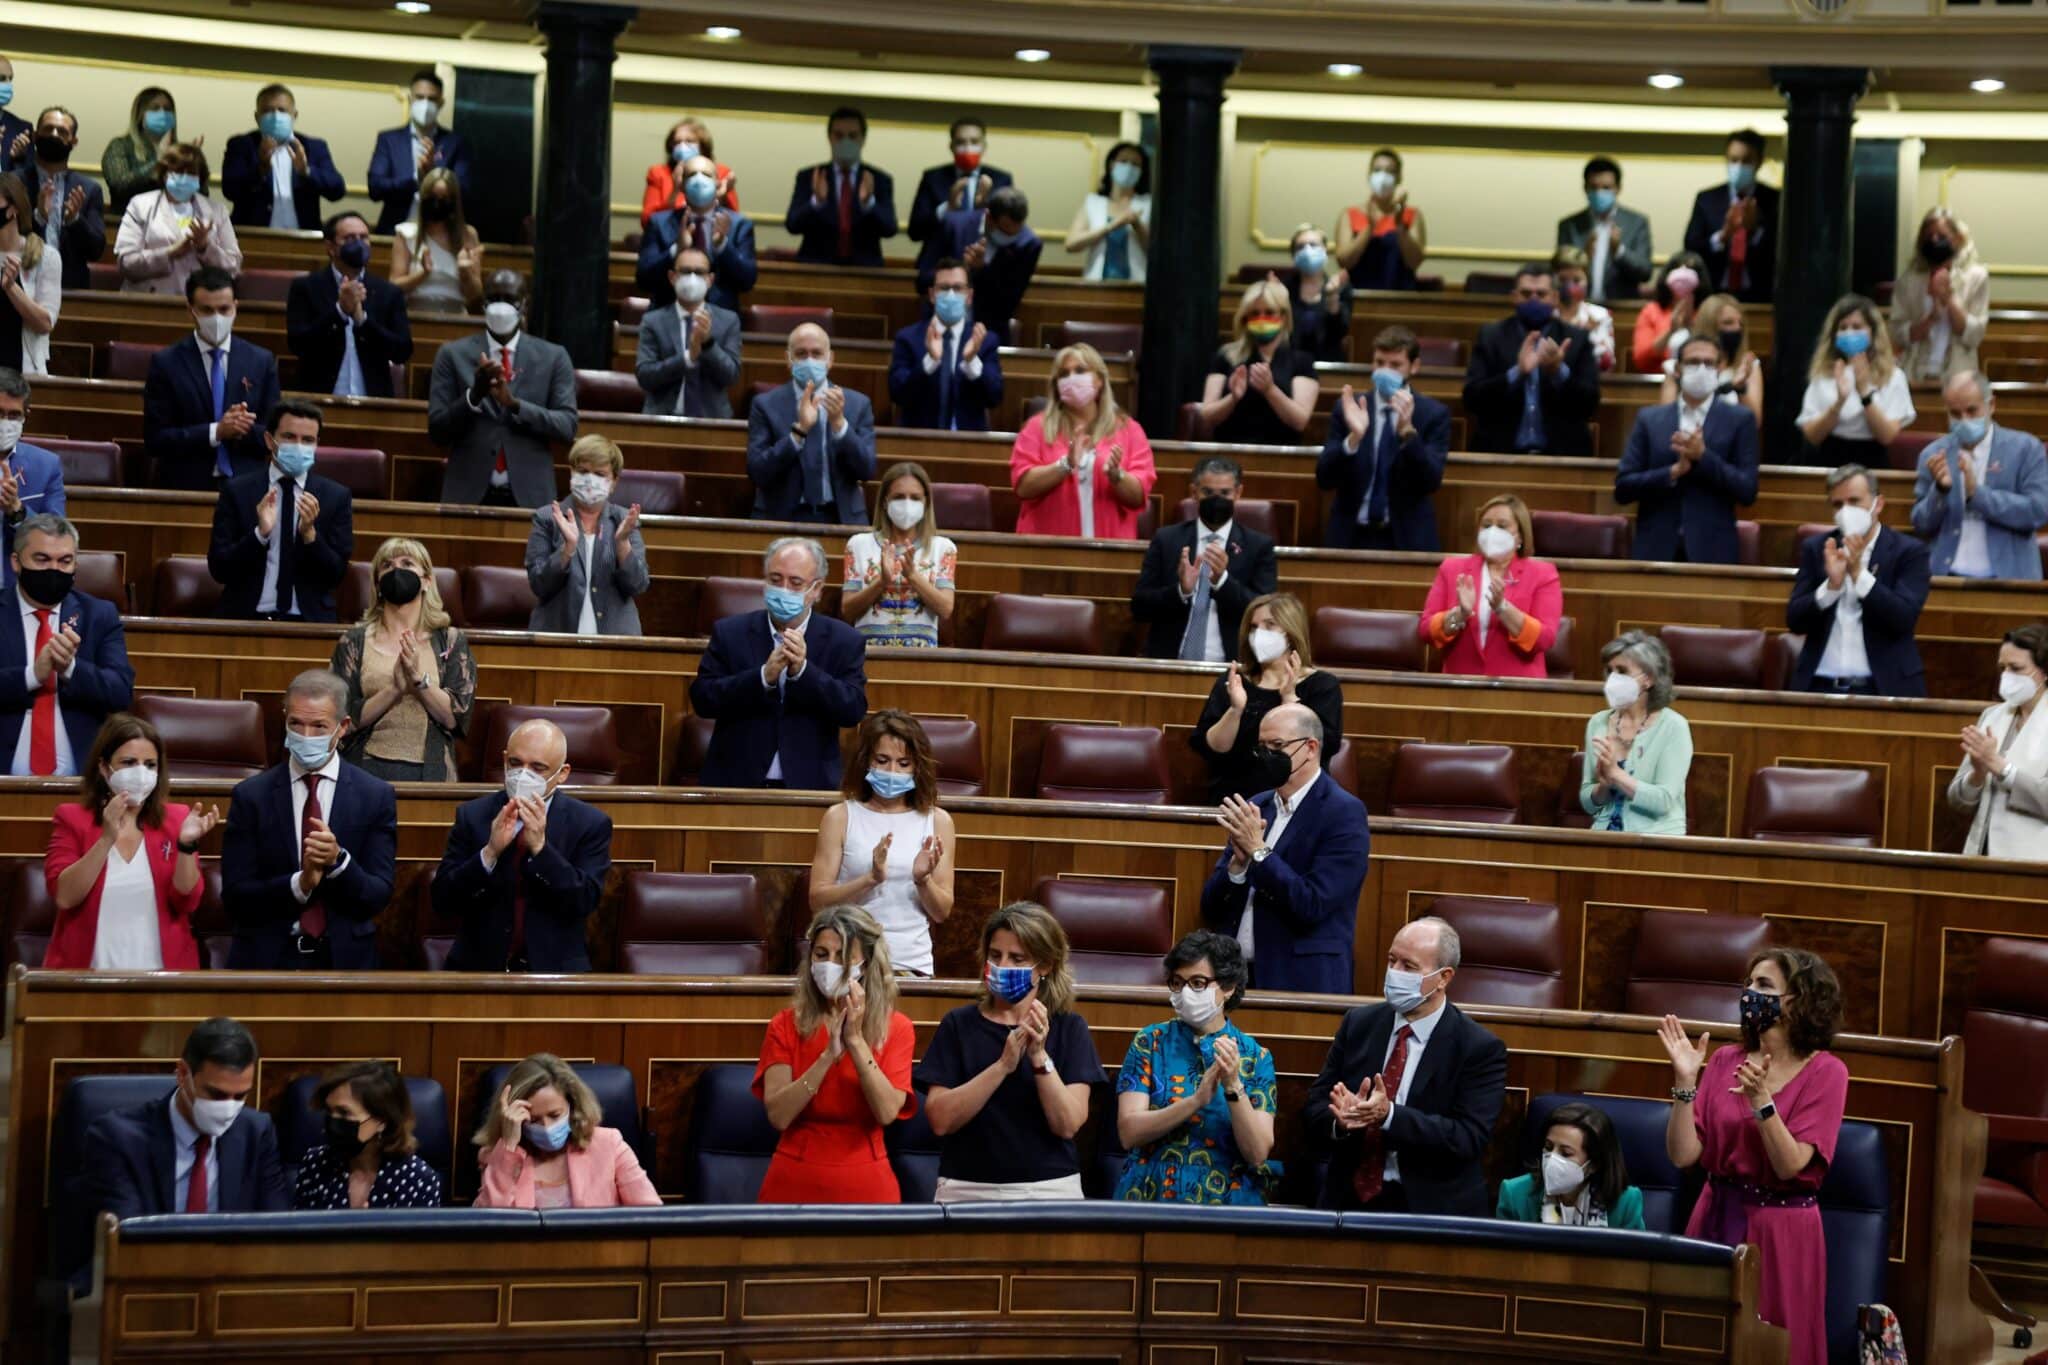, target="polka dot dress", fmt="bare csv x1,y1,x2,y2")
291,1144,445,1209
